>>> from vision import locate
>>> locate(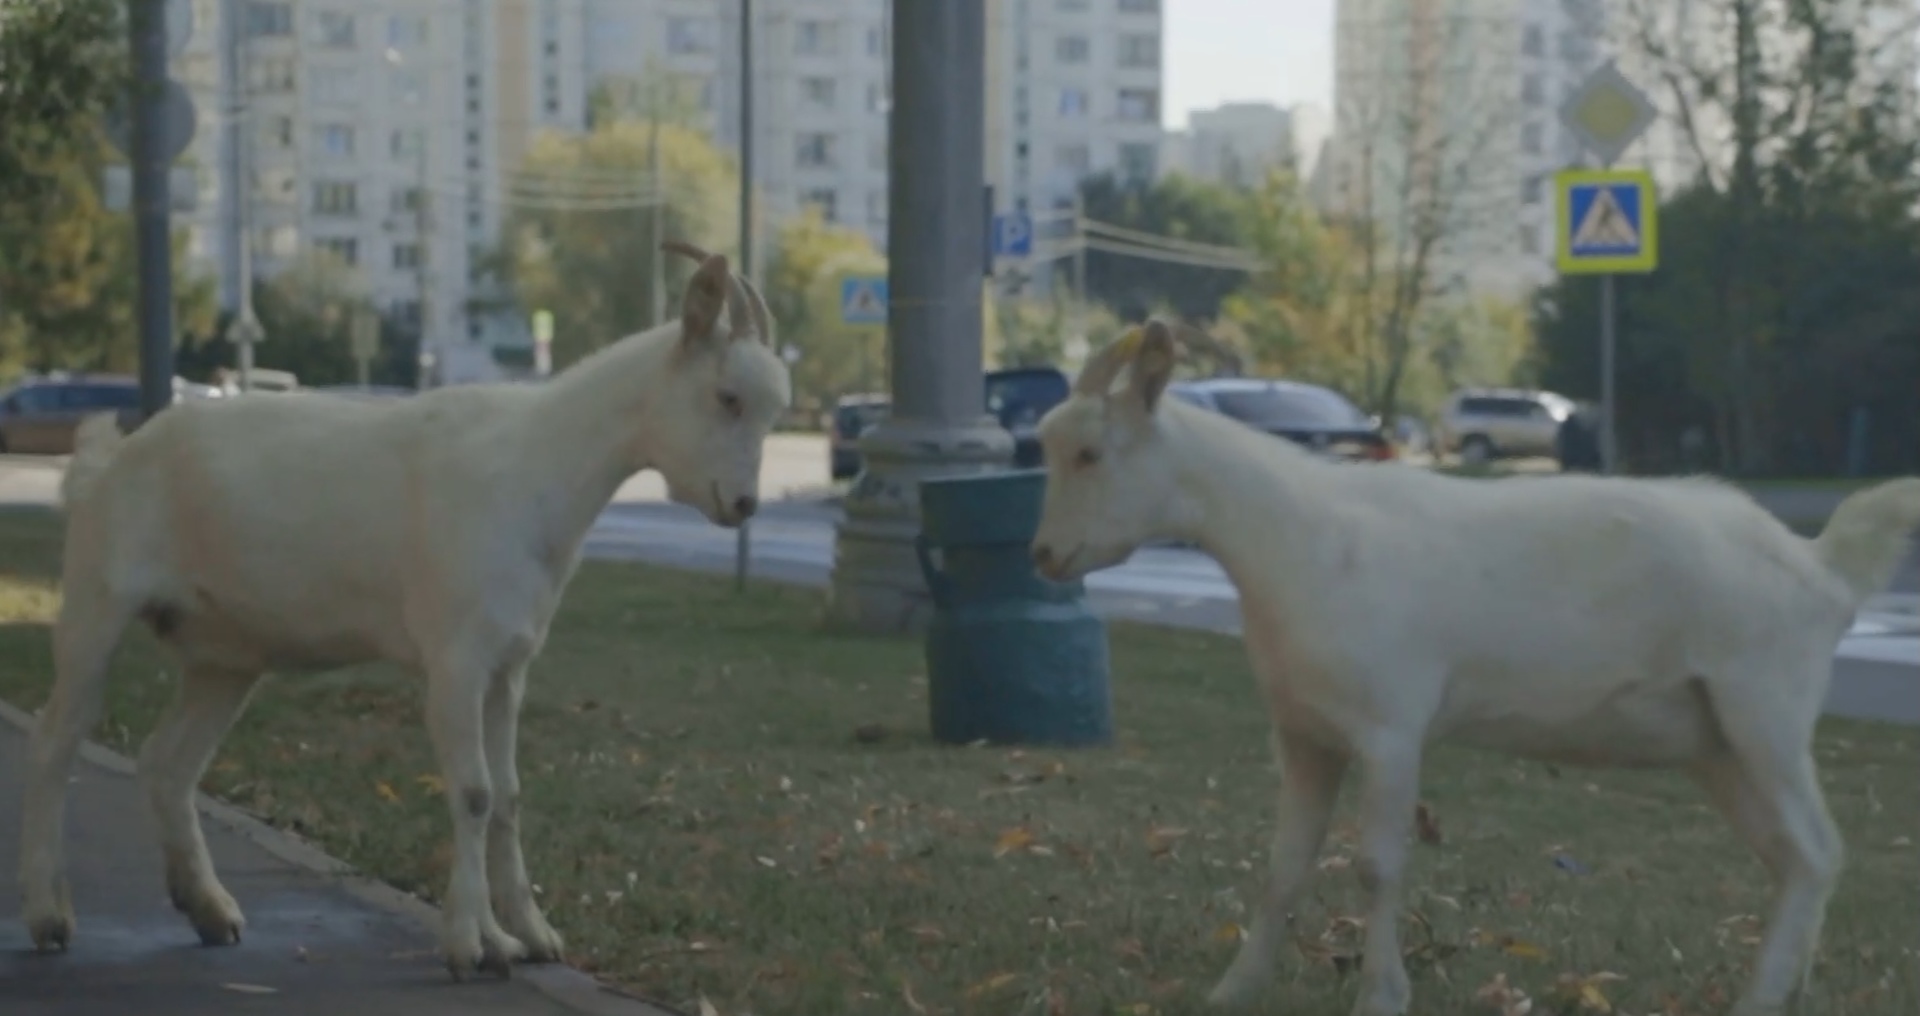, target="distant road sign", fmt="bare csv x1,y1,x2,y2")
1559,61,1657,167
103,77,197,164
840,276,888,325
1555,169,1659,275
992,210,1033,258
